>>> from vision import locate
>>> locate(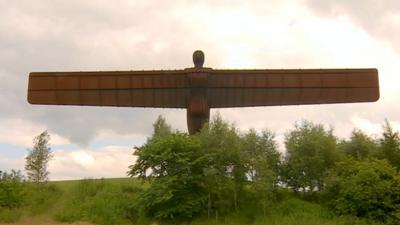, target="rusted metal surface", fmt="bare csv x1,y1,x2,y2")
207,87,378,107
27,50,380,134
209,69,378,88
